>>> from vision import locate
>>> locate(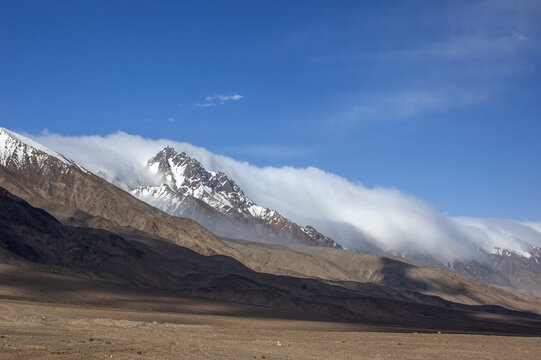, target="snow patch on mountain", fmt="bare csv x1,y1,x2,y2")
0,127,89,174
